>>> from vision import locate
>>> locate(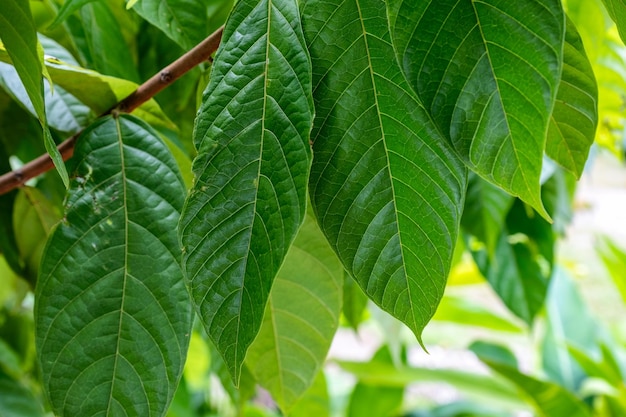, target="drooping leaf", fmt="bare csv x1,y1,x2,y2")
342,272,368,331
461,173,513,255
246,212,342,412
288,370,330,417
179,0,313,383
301,0,467,344
131,0,211,50
0,0,68,186
36,114,191,417
387,0,566,217
481,359,592,417
79,2,140,82
0,62,93,134
546,18,598,178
